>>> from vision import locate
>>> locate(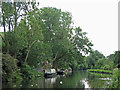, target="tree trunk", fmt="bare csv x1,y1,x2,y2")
52,51,67,69
51,52,58,68
2,9,9,53
14,52,17,58
53,61,58,70
14,2,17,30
24,40,36,63
8,18,11,32
0,34,5,43
25,45,31,63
